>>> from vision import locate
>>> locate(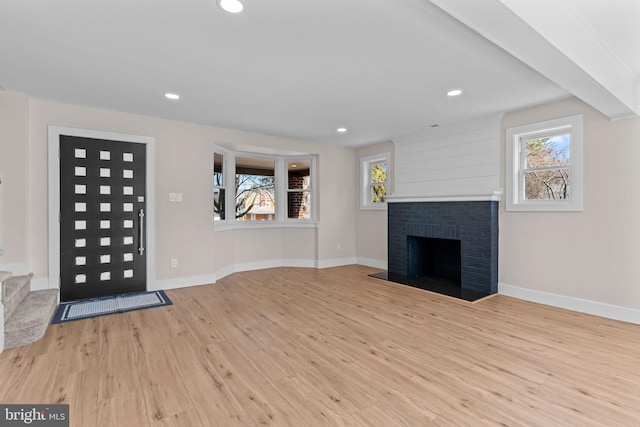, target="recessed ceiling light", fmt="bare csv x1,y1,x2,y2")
447,89,462,97
337,127,348,133
291,164,297,168
218,0,244,13
164,93,180,100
